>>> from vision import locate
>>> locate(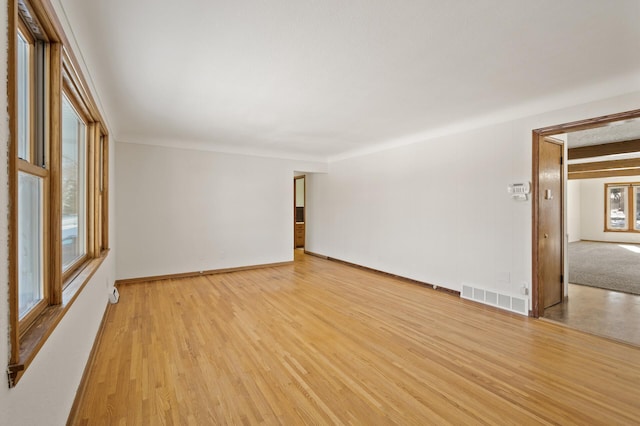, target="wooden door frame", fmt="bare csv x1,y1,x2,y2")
531,108,640,317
